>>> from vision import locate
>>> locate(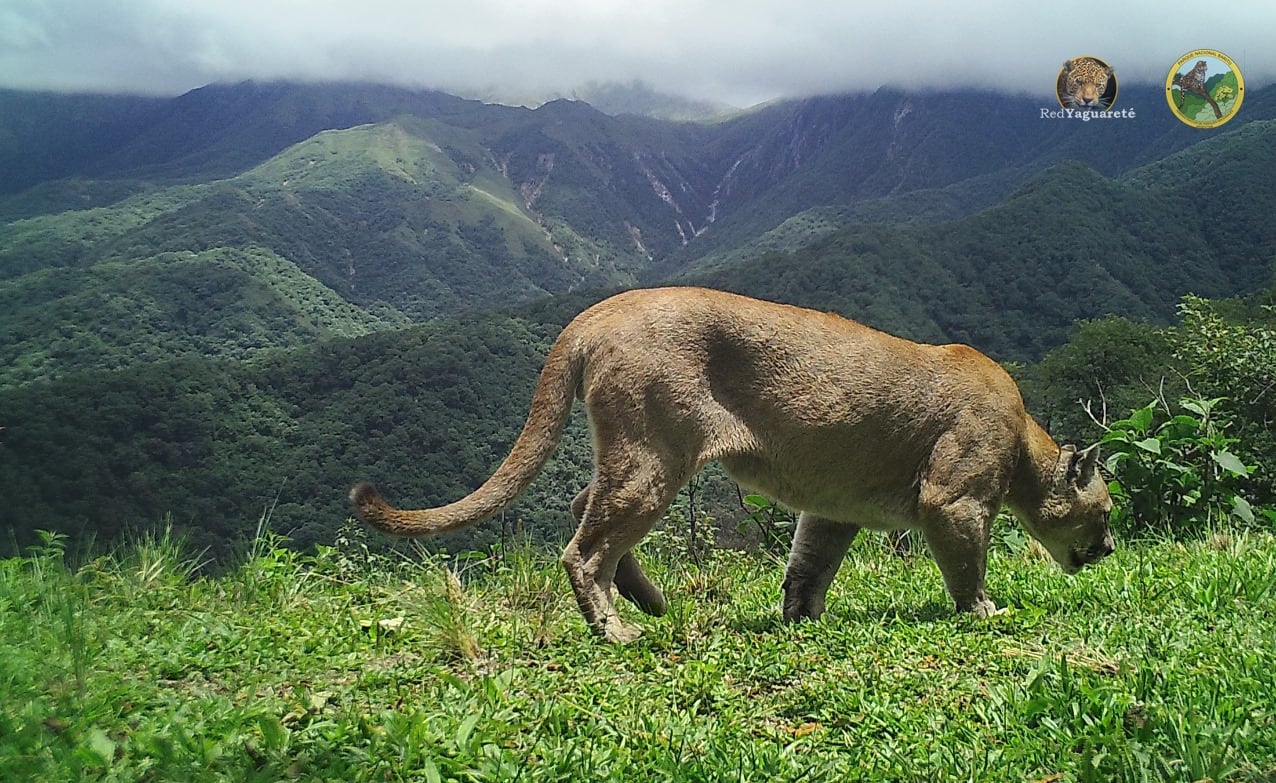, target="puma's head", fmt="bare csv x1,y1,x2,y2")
1017,444,1115,573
